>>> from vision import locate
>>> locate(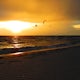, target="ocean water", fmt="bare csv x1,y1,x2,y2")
0,36,80,54
0,36,80,80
